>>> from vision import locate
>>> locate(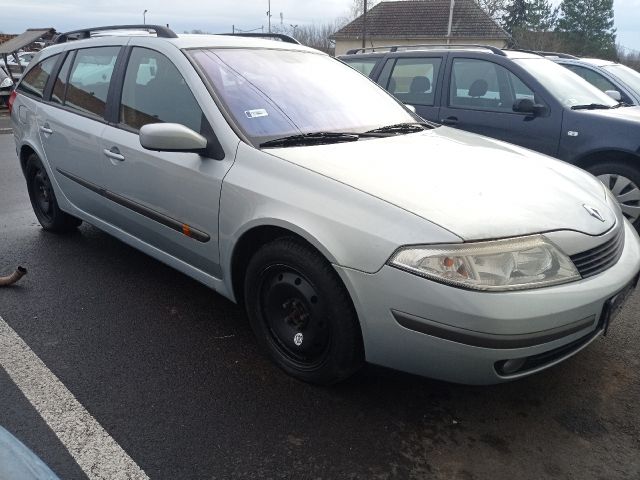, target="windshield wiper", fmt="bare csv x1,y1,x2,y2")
365,122,432,134
570,103,613,110
260,132,362,148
